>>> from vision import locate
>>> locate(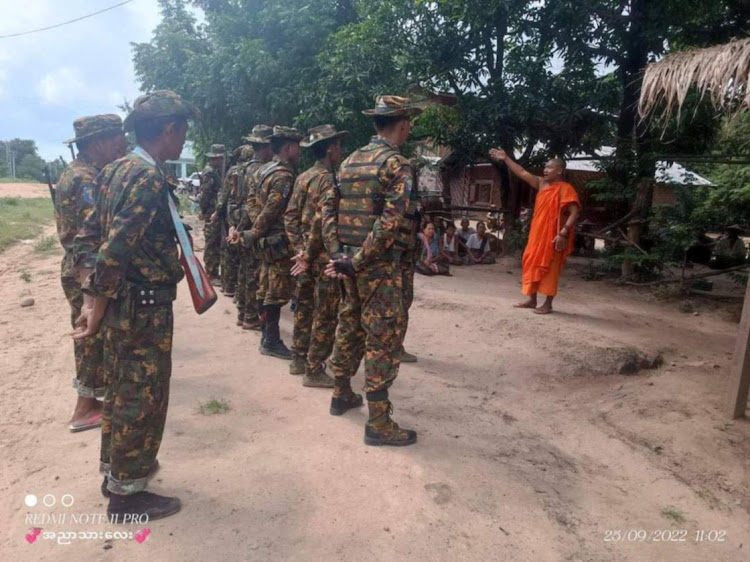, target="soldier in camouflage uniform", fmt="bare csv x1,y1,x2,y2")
55,114,127,432
198,144,226,285
233,125,274,330
323,96,421,447
74,89,198,521
285,125,348,386
214,145,251,296
229,126,302,359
